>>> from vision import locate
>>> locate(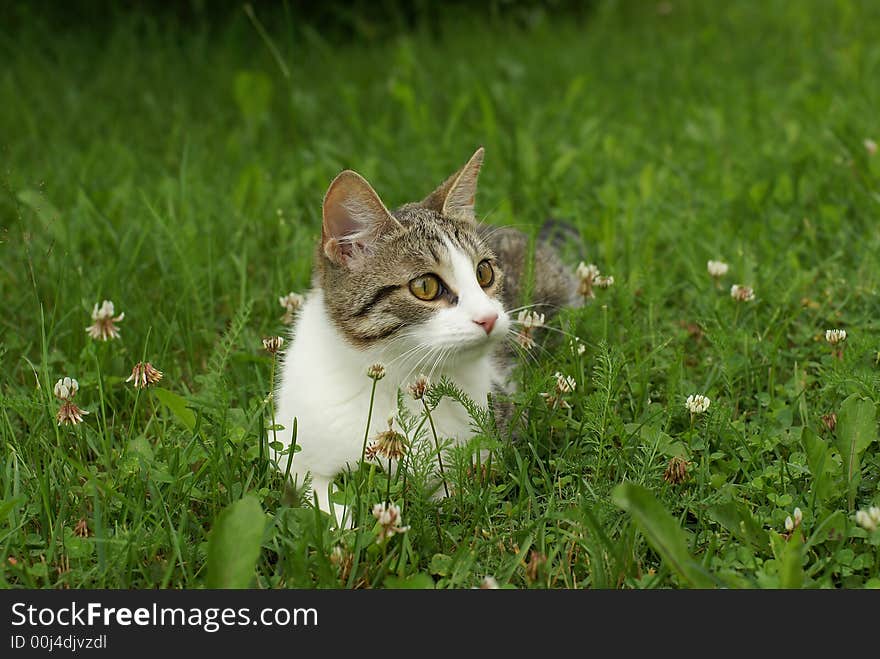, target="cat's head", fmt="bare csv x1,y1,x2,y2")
317,147,510,364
